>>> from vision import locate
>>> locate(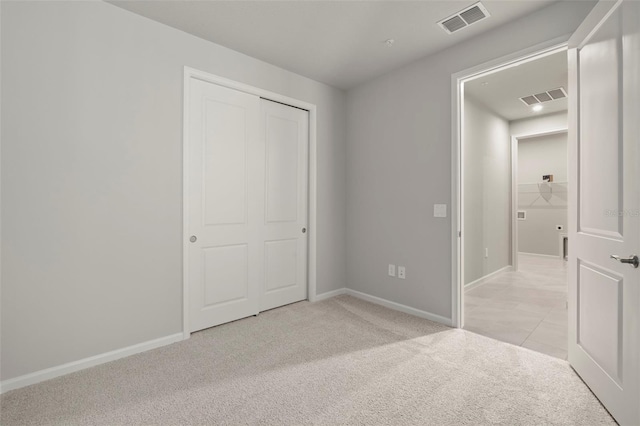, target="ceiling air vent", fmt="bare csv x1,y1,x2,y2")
519,87,567,106
547,88,567,100
534,92,552,102
521,95,539,106
438,2,491,34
